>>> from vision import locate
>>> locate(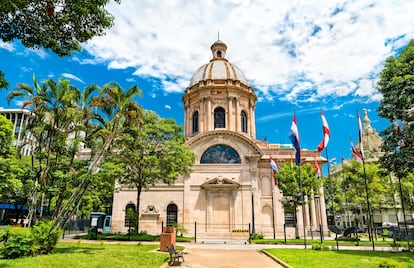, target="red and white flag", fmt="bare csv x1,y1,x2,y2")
357,111,365,163
351,140,363,162
317,110,330,152
270,156,279,186
314,160,321,178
